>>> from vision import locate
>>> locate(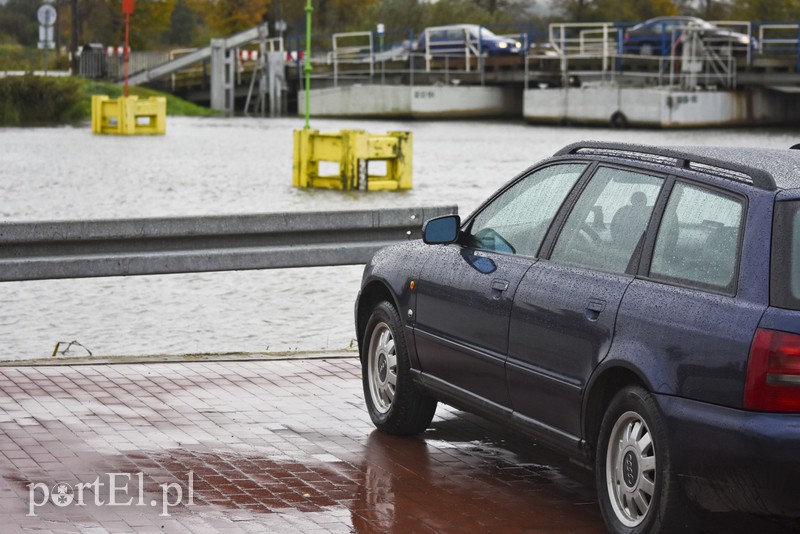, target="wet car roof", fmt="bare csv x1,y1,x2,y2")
556,141,800,191
672,145,800,190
